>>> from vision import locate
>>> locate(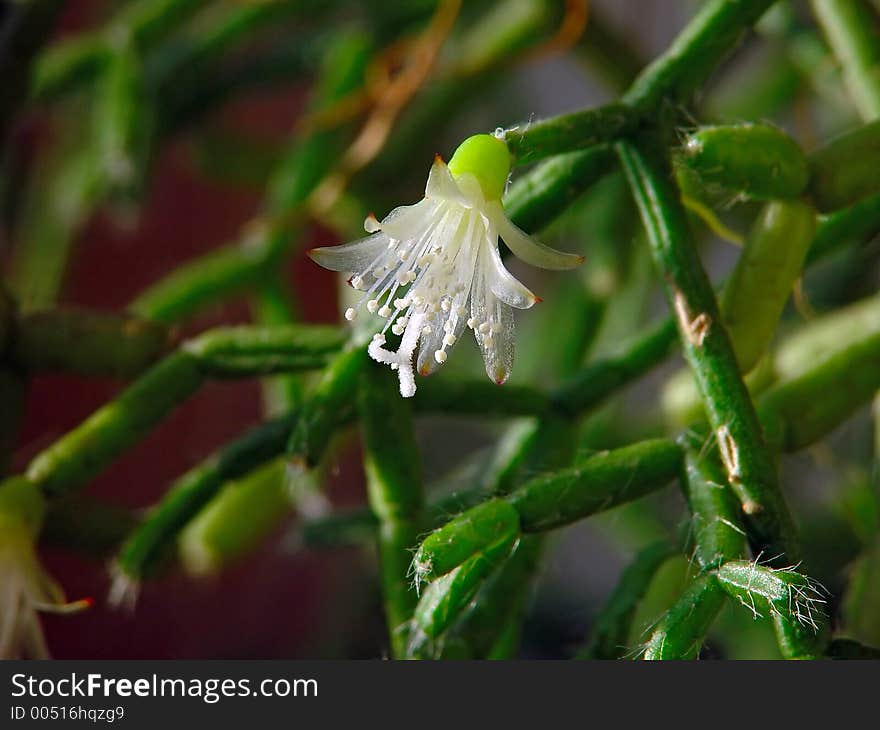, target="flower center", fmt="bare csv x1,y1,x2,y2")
447,133,511,201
